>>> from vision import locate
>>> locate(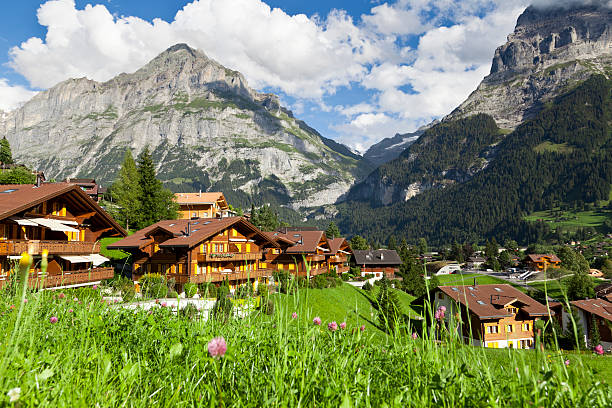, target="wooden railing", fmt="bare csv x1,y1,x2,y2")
0,240,101,256
307,254,326,262
167,268,273,284
0,267,113,289
197,252,262,262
